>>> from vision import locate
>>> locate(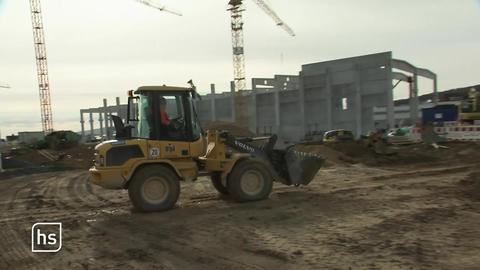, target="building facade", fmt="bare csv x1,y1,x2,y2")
81,52,437,143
